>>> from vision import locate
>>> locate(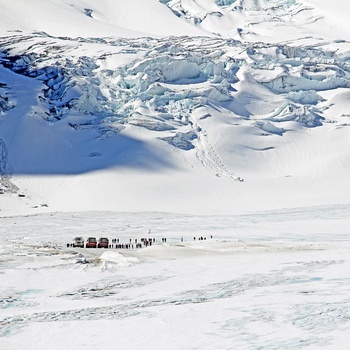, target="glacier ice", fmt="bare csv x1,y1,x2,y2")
0,32,349,147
